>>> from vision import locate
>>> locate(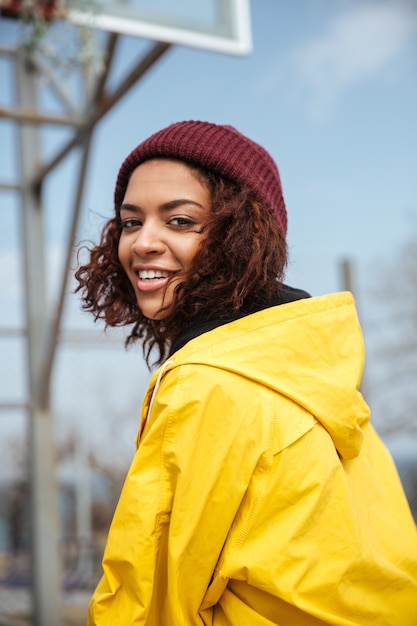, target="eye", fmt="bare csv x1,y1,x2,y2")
168,216,195,227
121,218,142,229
